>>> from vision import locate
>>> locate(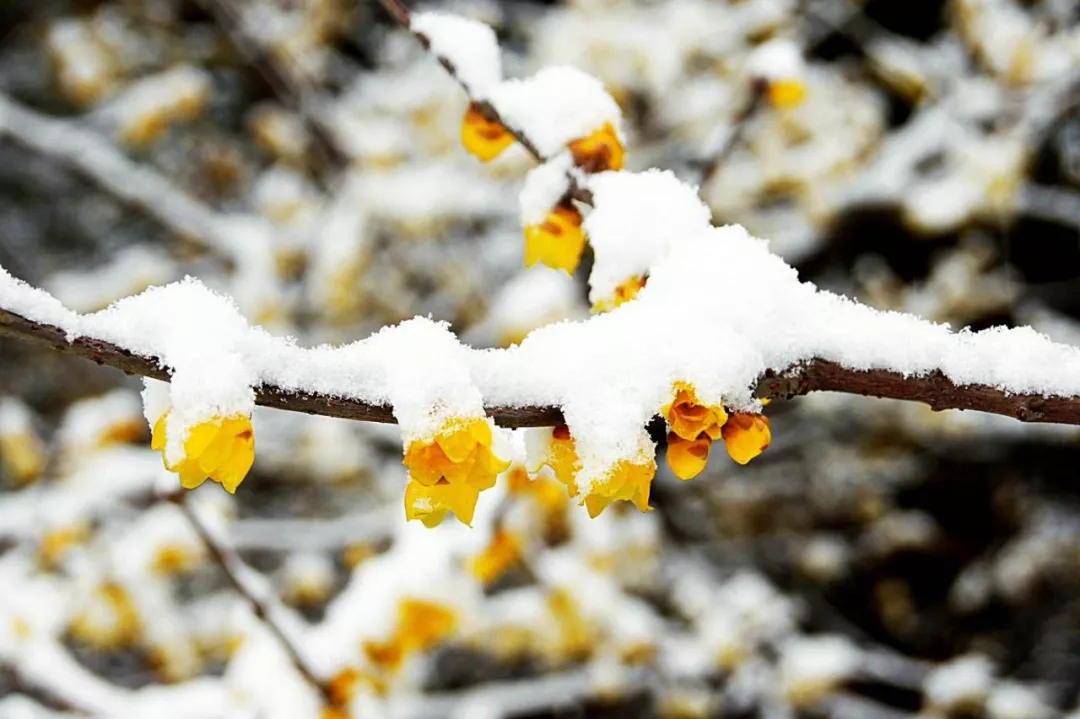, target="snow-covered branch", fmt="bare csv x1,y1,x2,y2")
3,287,1080,428
0,92,245,260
